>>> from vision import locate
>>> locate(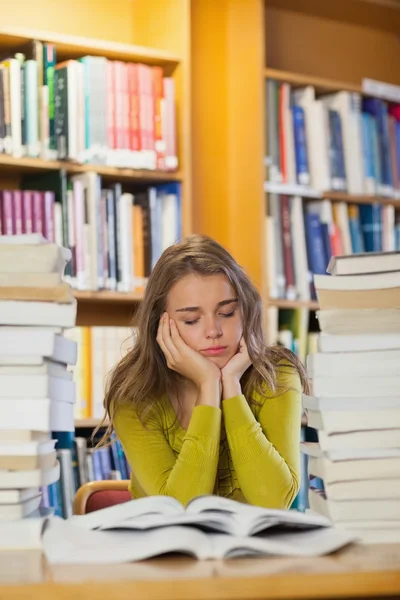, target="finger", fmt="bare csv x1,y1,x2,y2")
169,318,187,351
156,316,174,364
161,313,180,362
